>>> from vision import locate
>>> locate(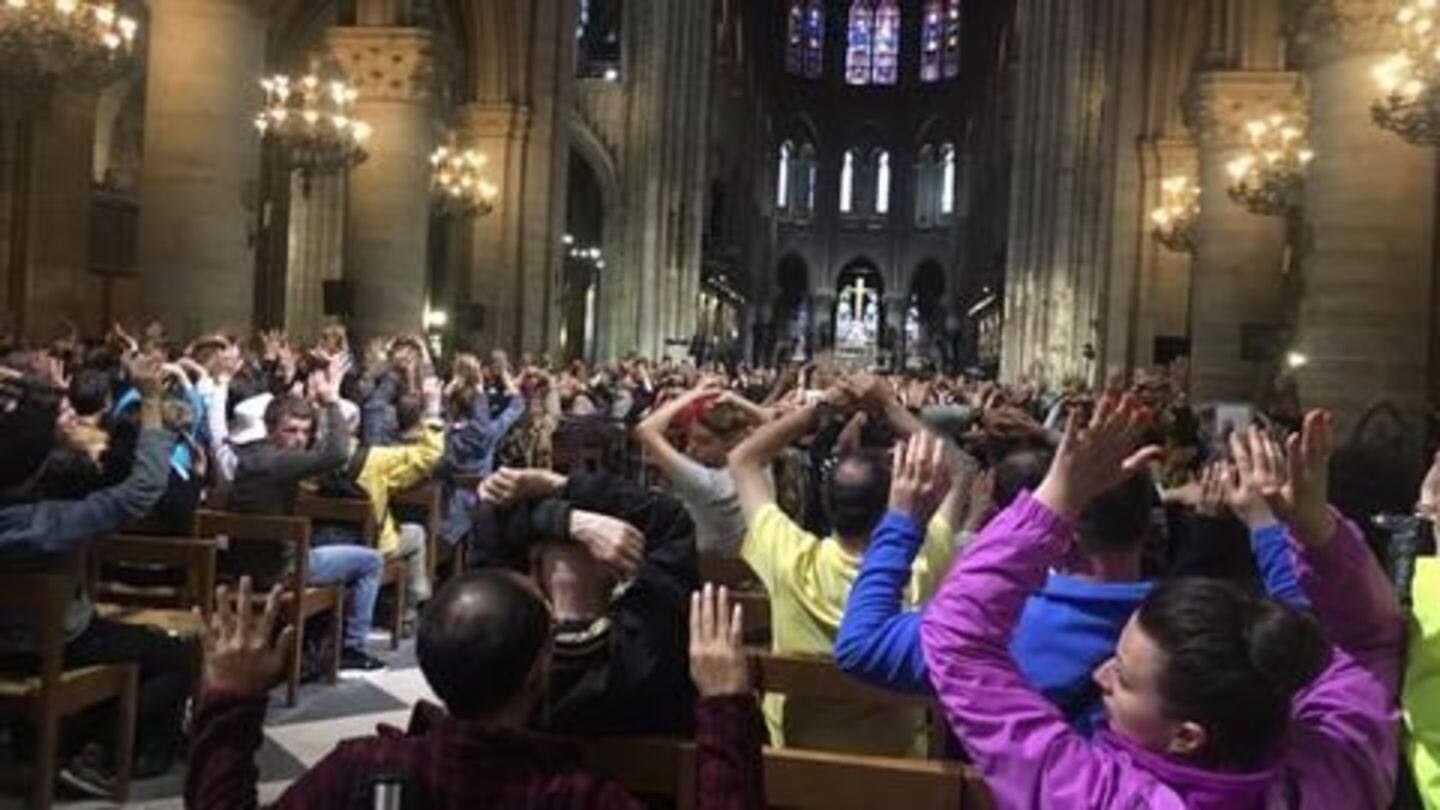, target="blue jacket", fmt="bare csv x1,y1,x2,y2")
836,511,1308,730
